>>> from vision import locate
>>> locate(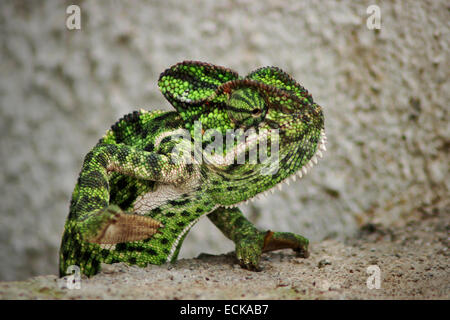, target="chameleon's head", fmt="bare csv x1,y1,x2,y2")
159,61,326,206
